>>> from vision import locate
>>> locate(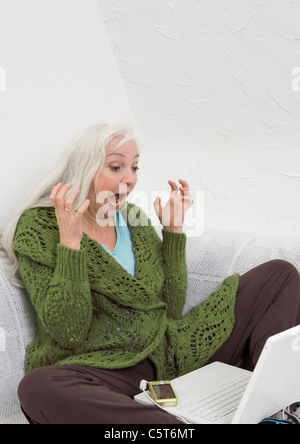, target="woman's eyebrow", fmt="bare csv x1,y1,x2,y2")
106,153,140,159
